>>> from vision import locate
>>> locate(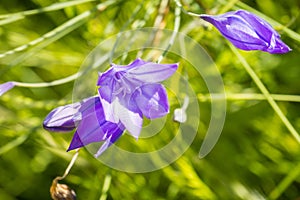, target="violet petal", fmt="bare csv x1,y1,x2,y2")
102,97,143,139
67,97,125,151
132,83,169,119
0,82,15,96
127,60,178,83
